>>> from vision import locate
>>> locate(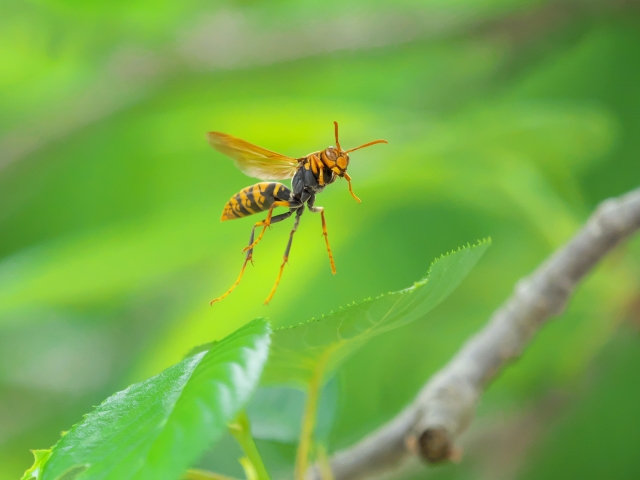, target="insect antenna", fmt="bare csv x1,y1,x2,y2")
334,121,342,152
334,120,388,154
344,139,388,153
